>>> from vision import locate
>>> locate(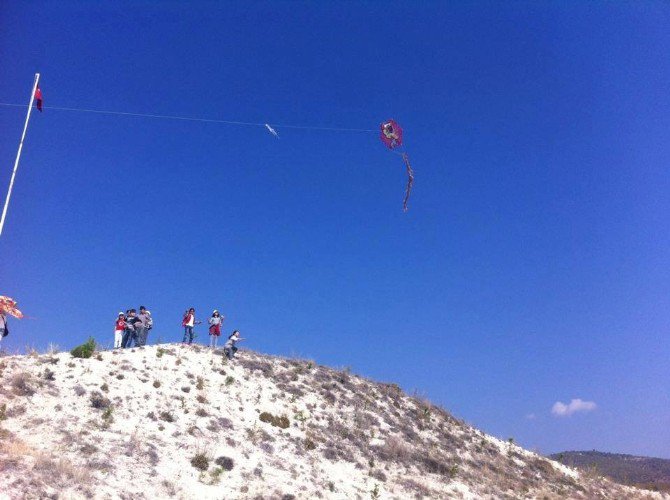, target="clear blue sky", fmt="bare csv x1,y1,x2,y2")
1,1,669,459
